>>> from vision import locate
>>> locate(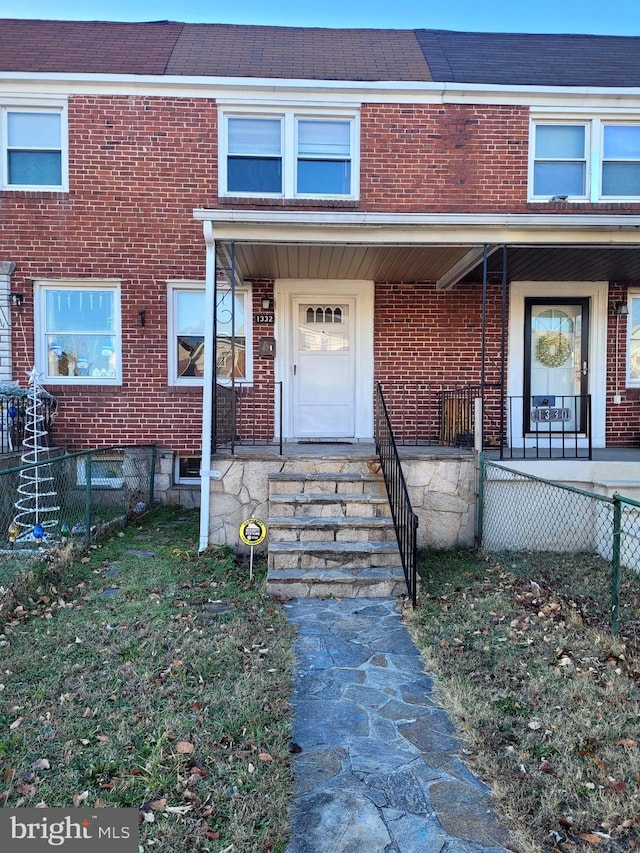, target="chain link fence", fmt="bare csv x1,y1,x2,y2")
0,445,156,588
479,455,640,636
